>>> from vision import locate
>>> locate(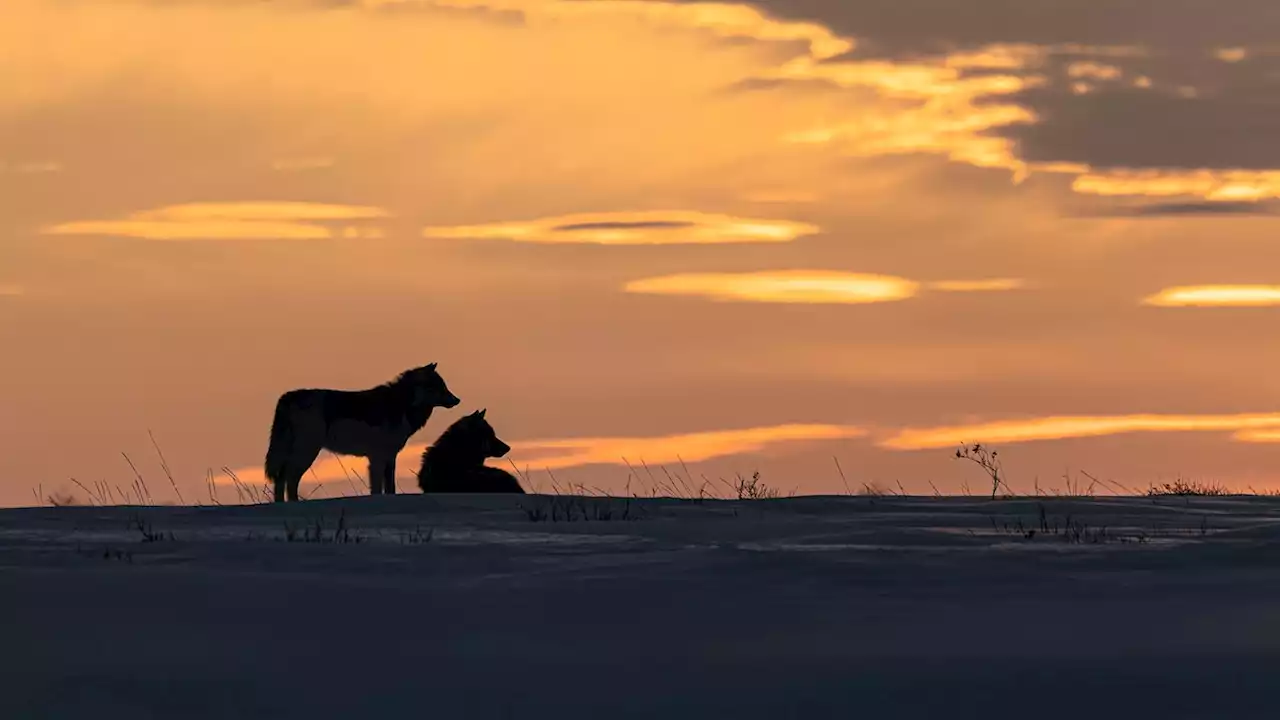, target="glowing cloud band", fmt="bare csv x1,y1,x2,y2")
423,211,819,245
